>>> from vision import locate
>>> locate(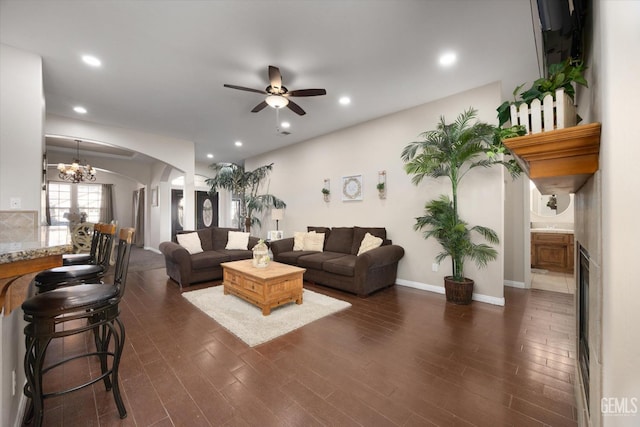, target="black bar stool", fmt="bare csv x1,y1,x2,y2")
31,223,117,294
21,227,135,427
62,222,99,266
